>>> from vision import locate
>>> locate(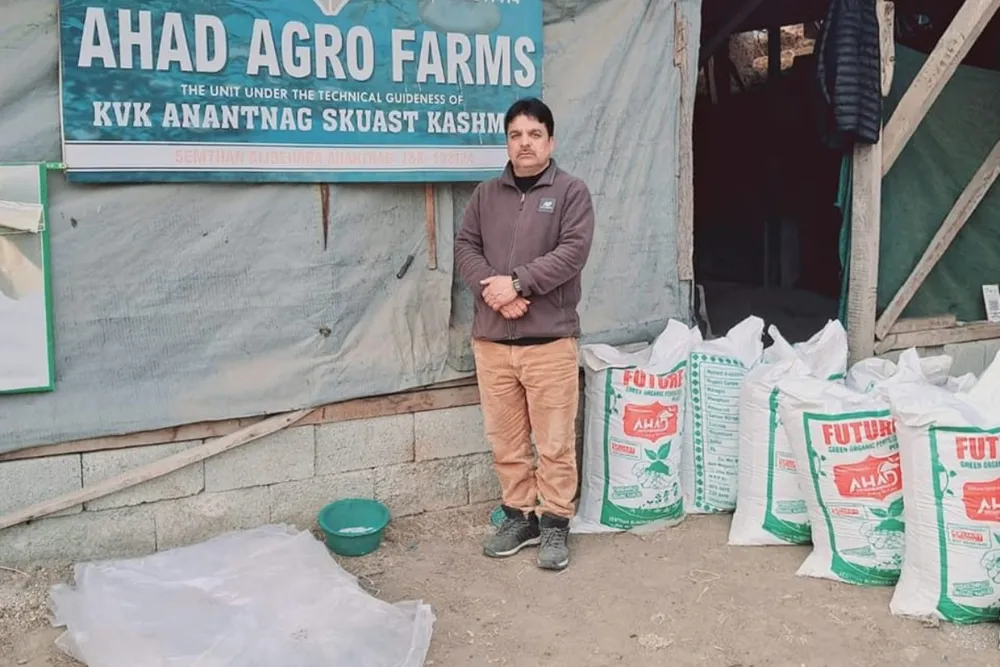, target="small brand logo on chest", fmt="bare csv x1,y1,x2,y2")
538,197,556,214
